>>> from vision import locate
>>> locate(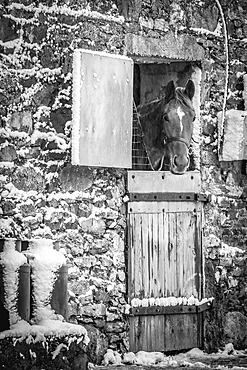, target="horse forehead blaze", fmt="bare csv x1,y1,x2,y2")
176,106,185,132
